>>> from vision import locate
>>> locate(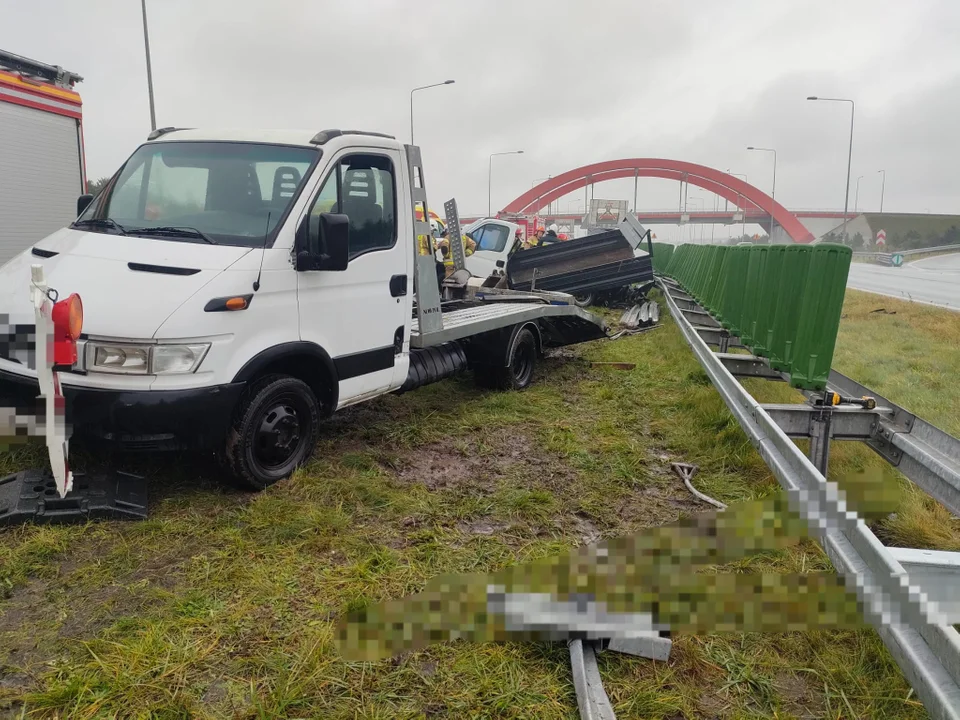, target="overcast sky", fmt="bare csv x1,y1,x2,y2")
6,0,958,240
